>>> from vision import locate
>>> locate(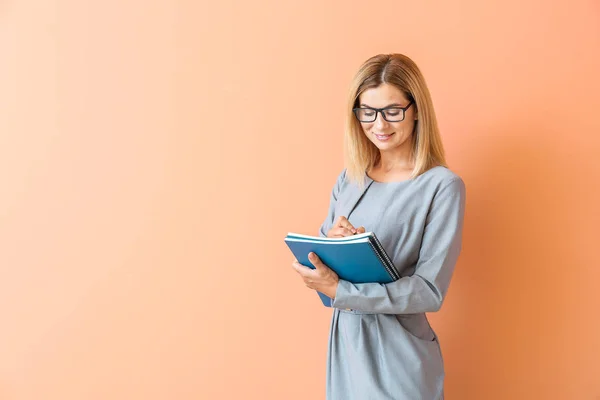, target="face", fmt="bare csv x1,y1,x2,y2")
356,83,417,153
